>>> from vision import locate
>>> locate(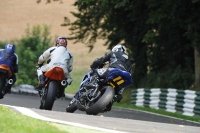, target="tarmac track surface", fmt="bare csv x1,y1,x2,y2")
0,93,200,133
